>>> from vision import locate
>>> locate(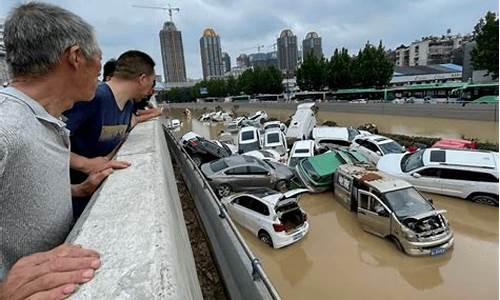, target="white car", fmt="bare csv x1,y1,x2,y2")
238,126,262,154
312,126,370,147
350,134,405,164
288,140,315,167
221,188,310,248
263,129,288,162
263,121,287,133
247,110,268,125
244,149,282,163
377,148,499,206
286,103,317,144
